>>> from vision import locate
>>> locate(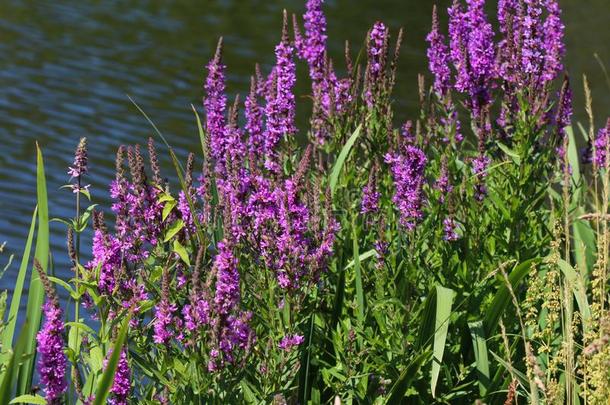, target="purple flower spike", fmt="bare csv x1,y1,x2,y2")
365,21,389,107
443,217,460,241
361,167,380,214
213,241,241,315
593,119,610,169
109,350,131,405
264,12,297,169
37,300,67,404
204,38,228,163
426,5,451,97
385,145,427,230
302,0,327,84
542,0,565,83
278,334,305,351
68,137,88,178
246,77,265,157
472,154,491,201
